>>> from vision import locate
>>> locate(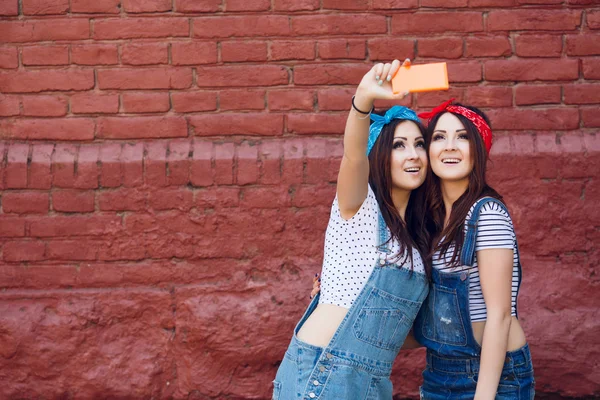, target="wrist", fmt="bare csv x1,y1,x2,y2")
353,88,374,110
